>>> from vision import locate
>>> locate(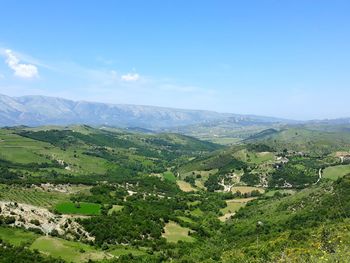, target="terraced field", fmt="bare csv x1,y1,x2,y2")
0,184,69,208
